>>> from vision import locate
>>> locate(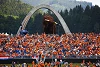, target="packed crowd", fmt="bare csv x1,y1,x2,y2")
0,33,100,59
